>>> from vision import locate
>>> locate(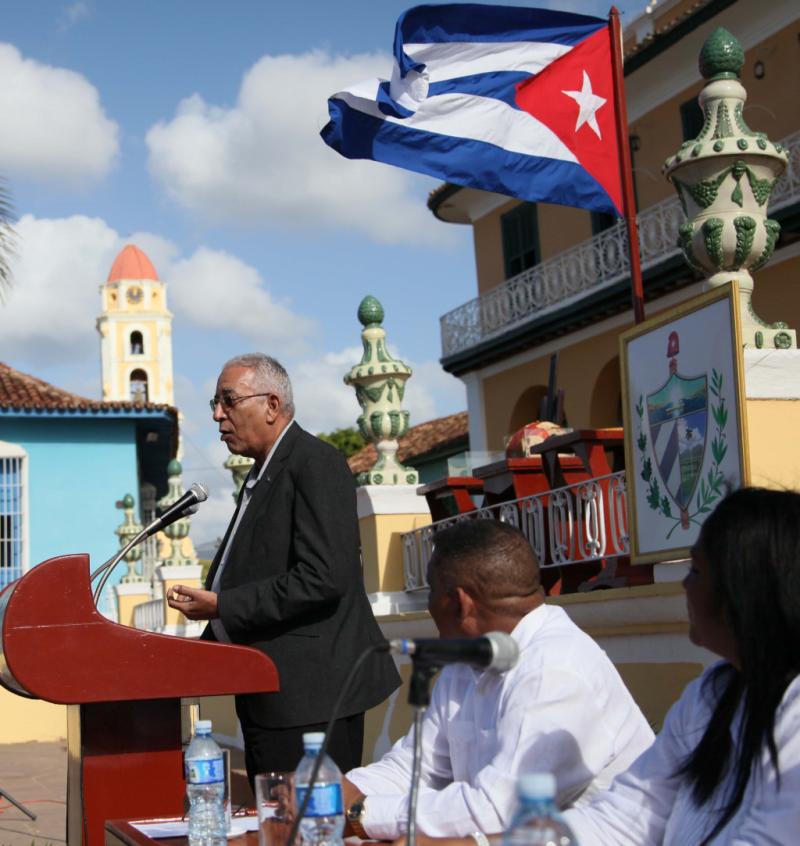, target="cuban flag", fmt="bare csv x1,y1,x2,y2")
321,4,623,217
